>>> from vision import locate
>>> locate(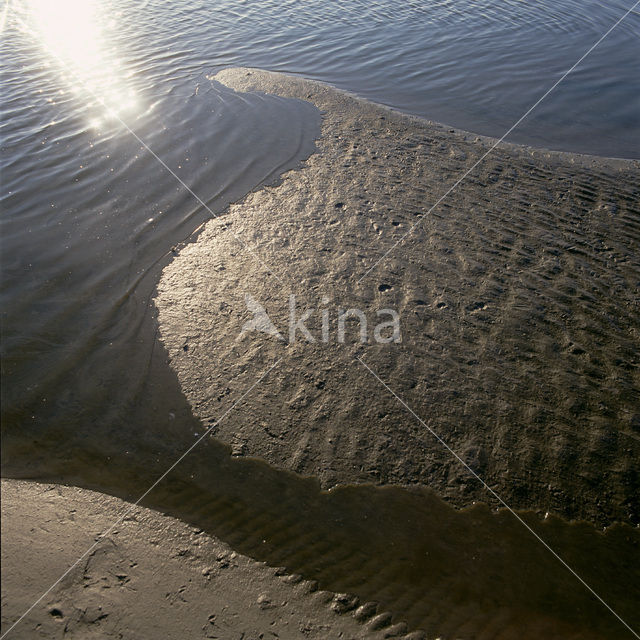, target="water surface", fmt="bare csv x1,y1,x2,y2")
1,1,639,638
